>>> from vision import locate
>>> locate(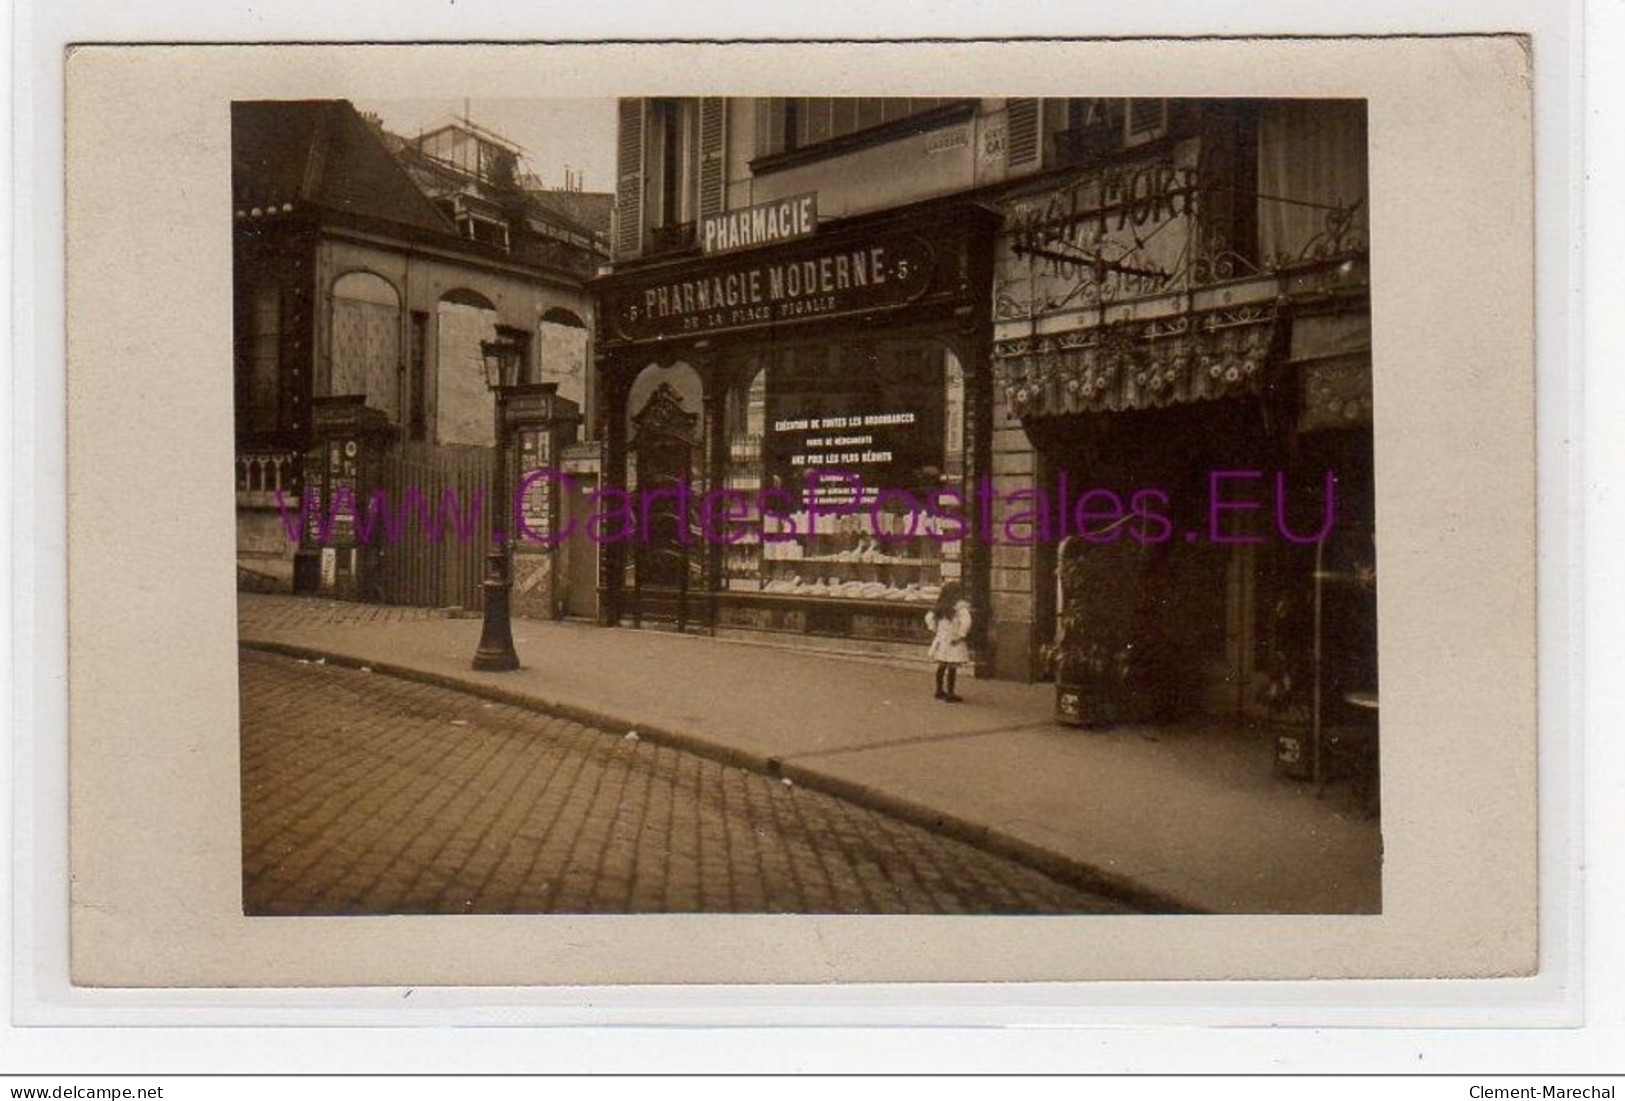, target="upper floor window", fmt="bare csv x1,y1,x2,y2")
418,125,521,189
646,98,699,251
756,98,955,158
430,195,512,252
1004,98,1177,173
